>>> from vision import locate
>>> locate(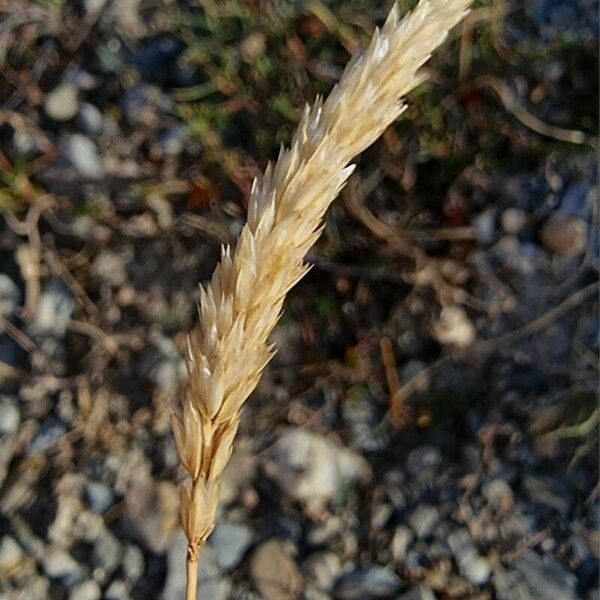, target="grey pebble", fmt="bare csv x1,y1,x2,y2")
408,505,439,538
64,68,98,90
91,250,127,288
139,332,186,396
0,275,20,319
123,544,145,584
85,481,114,514
28,419,67,455
448,528,490,585
390,526,414,562
14,575,49,600
0,396,20,436
121,83,170,127
63,134,104,179
473,208,496,244
406,445,441,475
77,103,104,135
482,478,514,510
68,580,101,600
45,83,79,121
209,521,253,572
0,536,24,572
162,531,230,600
158,125,189,157
397,586,436,600
334,566,402,599
104,580,131,600
29,278,75,338
501,208,527,234
516,550,577,600
267,428,369,503
92,531,122,582
42,545,82,586
461,554,491,586
303,551,342,592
